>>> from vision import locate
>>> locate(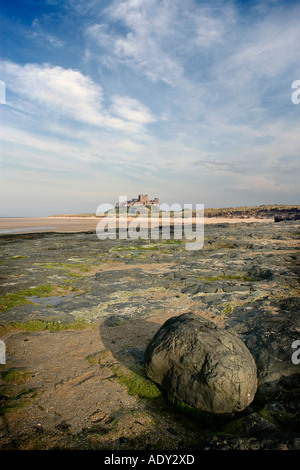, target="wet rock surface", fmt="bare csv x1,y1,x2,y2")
0,220,299,450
